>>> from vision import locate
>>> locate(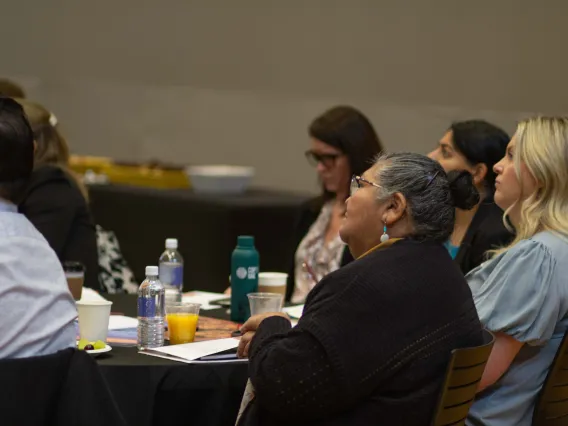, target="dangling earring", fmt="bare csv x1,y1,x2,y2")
380,224,390,243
